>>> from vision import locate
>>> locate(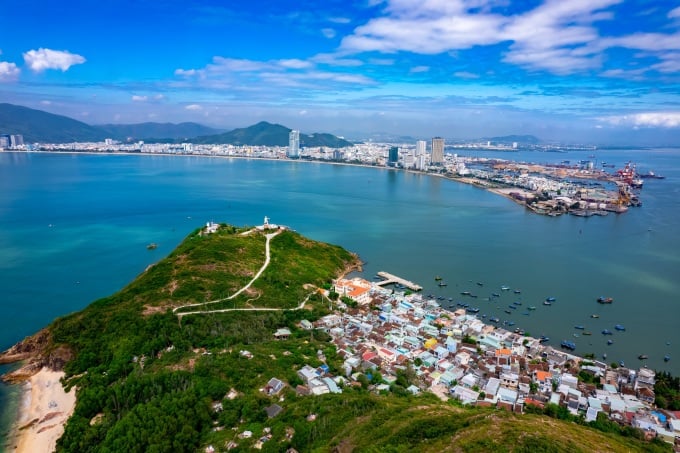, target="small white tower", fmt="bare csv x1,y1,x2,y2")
264,216,269,228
